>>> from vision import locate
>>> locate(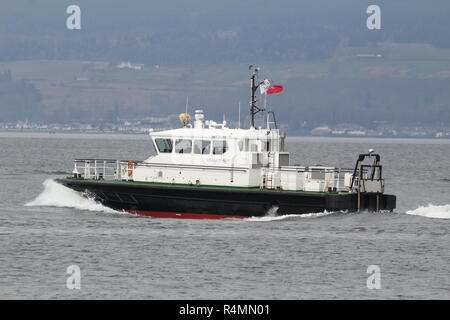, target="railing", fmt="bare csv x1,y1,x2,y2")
277,166,363,192
72,159,139,181
300,167,357,192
